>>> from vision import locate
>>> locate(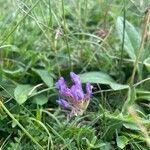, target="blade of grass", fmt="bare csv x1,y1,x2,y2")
48,0,53,27
122,7,150,113
61,0,72,71
130,8,150,86
0,0,40,47
0,98,44,150
30,117,54,149
120,0,126,82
